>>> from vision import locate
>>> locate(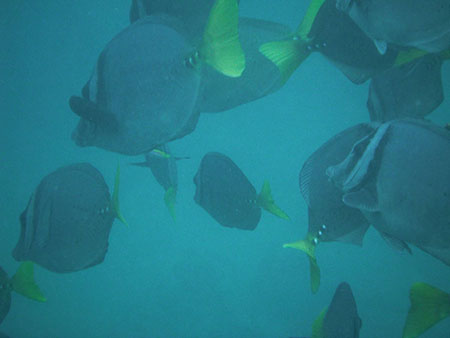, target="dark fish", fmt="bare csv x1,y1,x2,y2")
12,163,126,273
193,152,289,230
327,119,450,266
71,0,245,155
284,123,374,293
0,263,46,325
336,0,450,54
0,332,9,338
402,282,450,338
260,0,407,85
132,144,189,221
312,282,361,338
367,54,444,122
